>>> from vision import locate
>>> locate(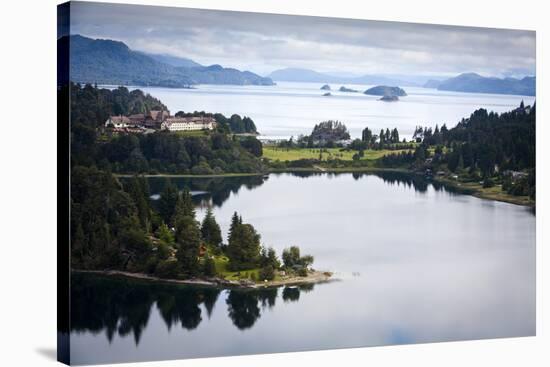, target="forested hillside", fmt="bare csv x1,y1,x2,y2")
65,35,274,87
